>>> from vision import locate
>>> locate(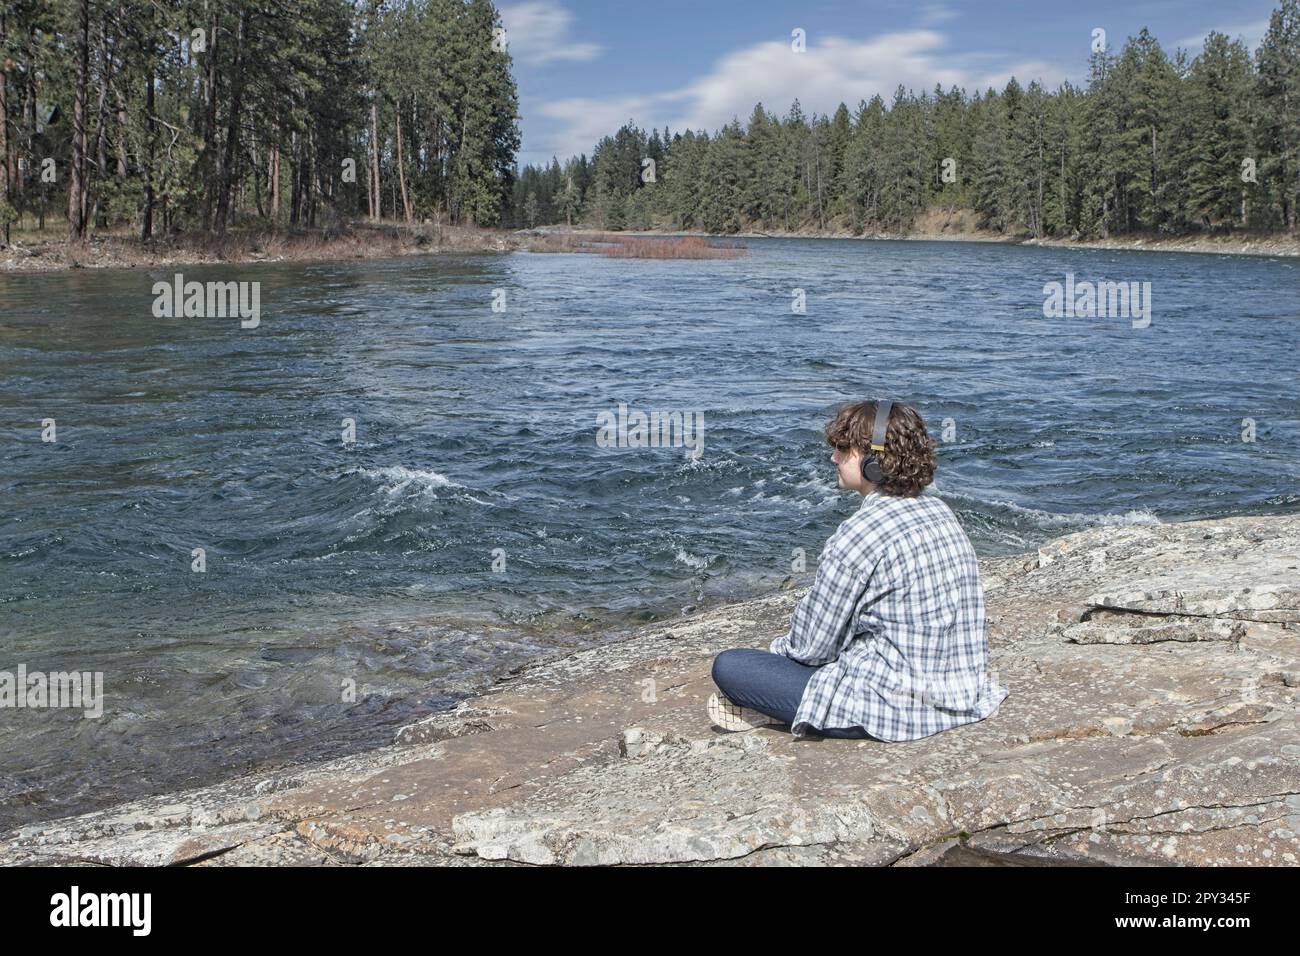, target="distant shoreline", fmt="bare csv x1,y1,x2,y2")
531,224,1300,260
5,219,1298,275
